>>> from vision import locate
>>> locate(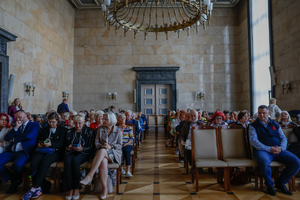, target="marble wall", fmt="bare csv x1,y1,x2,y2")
73,4,250,112
272,0,300,111
0,0,75,113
